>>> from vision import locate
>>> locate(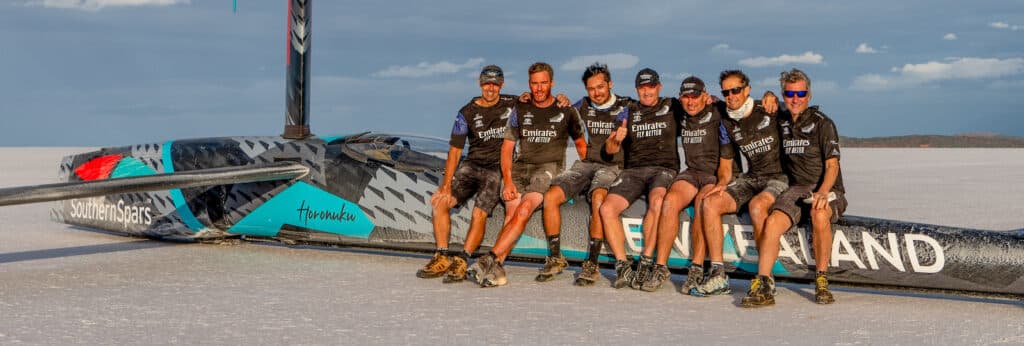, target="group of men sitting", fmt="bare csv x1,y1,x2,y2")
415,61,846,308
